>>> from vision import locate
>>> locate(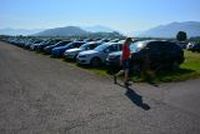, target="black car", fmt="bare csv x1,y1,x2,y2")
106,40,184,73
24,38,44,49
35,39,62,52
